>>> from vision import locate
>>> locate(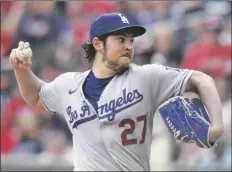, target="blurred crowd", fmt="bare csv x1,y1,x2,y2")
1,1,231,170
